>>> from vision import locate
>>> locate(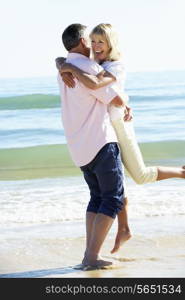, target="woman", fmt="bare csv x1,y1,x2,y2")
57,23,185,253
